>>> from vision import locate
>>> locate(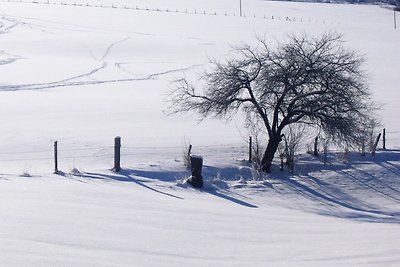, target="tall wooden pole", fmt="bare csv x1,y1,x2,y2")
240,0,242,17
395,9,397,29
